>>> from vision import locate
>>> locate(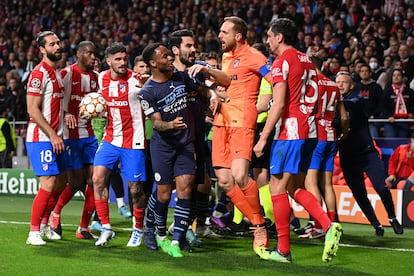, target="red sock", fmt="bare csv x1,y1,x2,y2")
272,193,291,254
95,199,110,225
227,185,259,225
41,191,60,225
241,179,265,225
314,220,322,230
327,211,337,222
53,185,74,214
31,188,52,231
79,185,95,229
294,189,331,232
133,207,145,229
